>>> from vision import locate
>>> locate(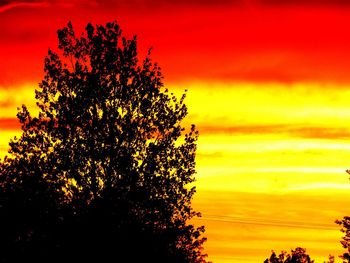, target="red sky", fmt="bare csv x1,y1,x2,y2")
2,0,350,86
3,1,350,262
